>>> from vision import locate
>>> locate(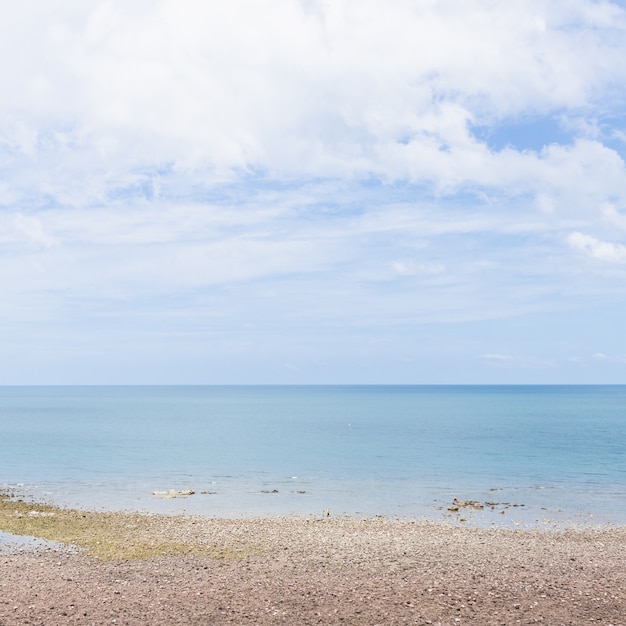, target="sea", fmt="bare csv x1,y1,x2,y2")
1,385,625,529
